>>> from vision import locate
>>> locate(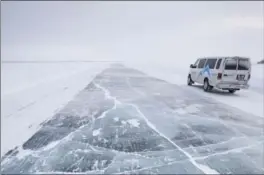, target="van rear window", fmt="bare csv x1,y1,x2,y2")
225,59,237,70
238,59,250,70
